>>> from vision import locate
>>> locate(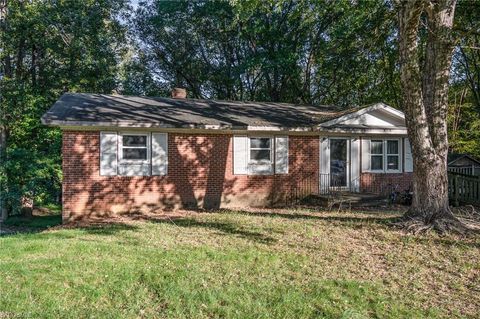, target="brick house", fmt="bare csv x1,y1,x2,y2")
42,92,413,221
